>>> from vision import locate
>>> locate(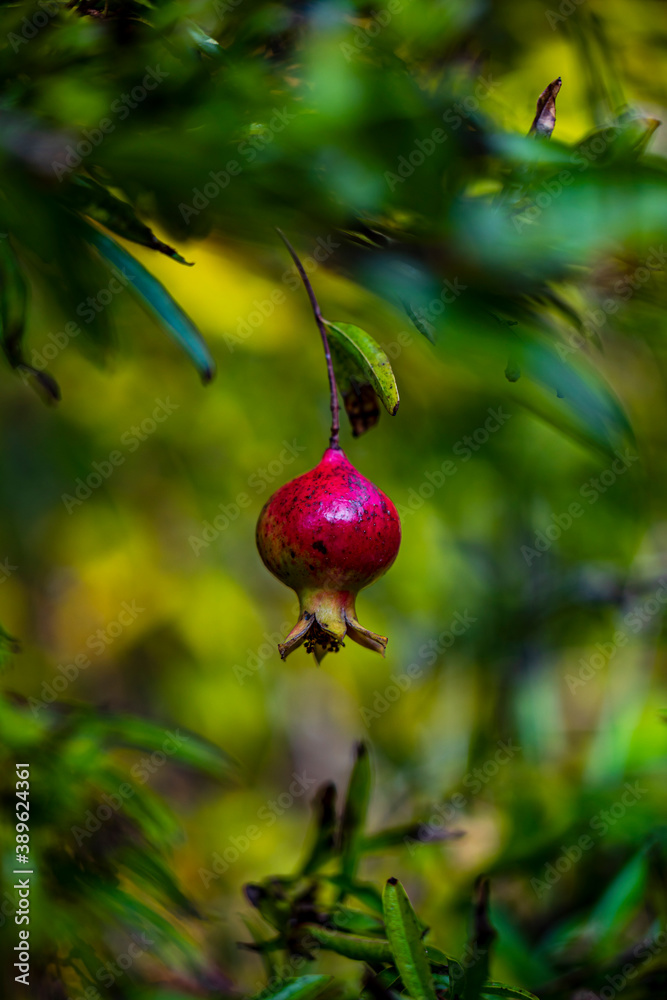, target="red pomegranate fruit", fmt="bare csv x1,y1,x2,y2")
256,446,401,662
